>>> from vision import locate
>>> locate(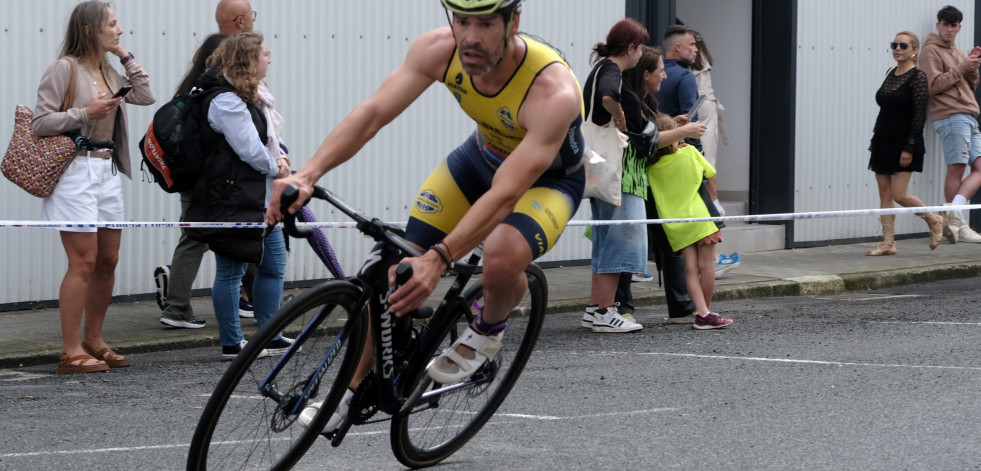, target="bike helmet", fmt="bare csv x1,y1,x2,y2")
440,0,522,16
